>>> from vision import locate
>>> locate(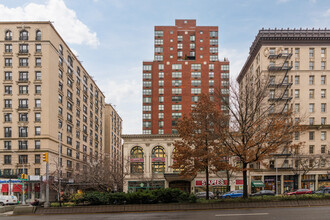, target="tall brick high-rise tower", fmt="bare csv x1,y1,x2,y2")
142,19,230,135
